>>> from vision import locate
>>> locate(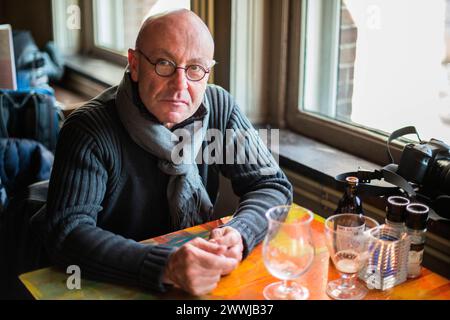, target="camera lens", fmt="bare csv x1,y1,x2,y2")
430,159,450,195
397,144,431,184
